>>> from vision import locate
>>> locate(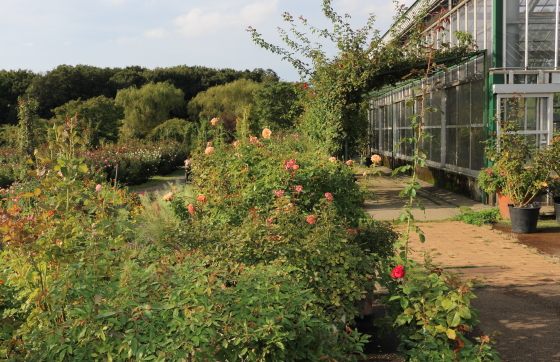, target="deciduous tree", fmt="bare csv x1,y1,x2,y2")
53,96,124,146
116,82,186,139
